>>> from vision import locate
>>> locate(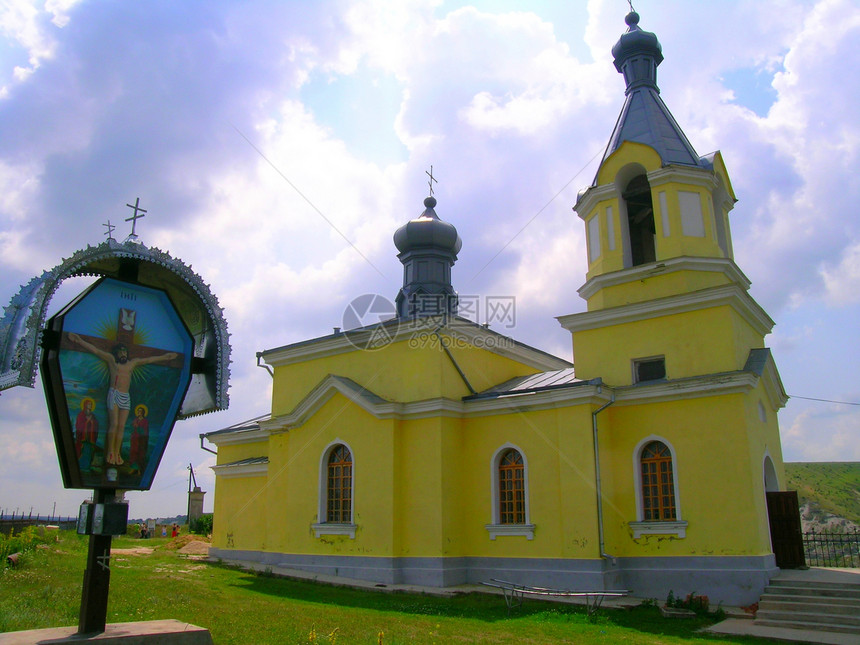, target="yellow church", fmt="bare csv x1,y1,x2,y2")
203,11,788,605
